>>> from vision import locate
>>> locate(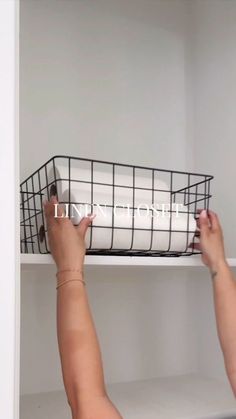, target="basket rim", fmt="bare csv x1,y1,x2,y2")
20,154,214,186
